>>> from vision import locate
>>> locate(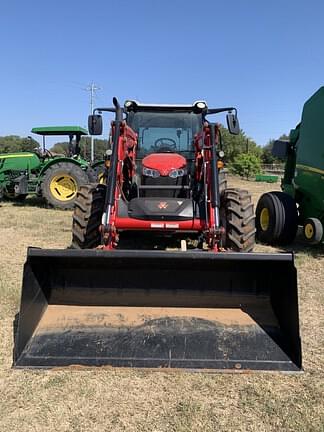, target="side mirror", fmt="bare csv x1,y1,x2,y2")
88,114,103,135
272,140,290,159
226,113,240,135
